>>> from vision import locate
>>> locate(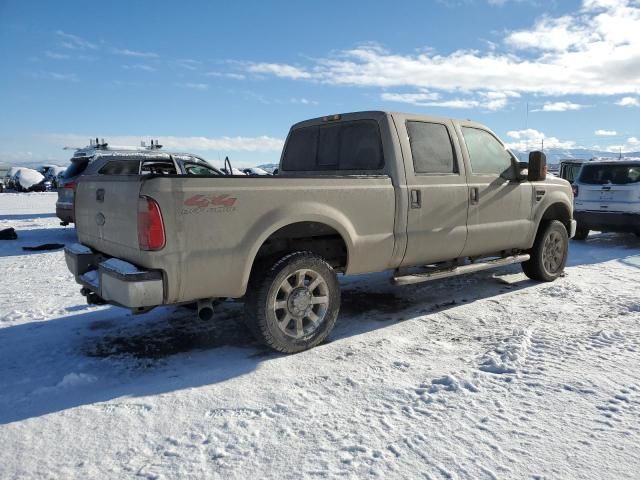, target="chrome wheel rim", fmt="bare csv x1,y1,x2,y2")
542,230,565,274
271,269,329,339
